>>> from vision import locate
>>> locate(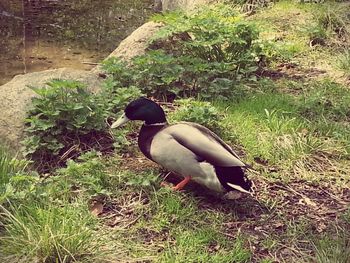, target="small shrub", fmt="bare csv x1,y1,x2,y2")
37,151,112,201
103,5,263,100
152,5,260,63
169,99,224,134
23,79,109,169
129,51,186,99
22,79,142,171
